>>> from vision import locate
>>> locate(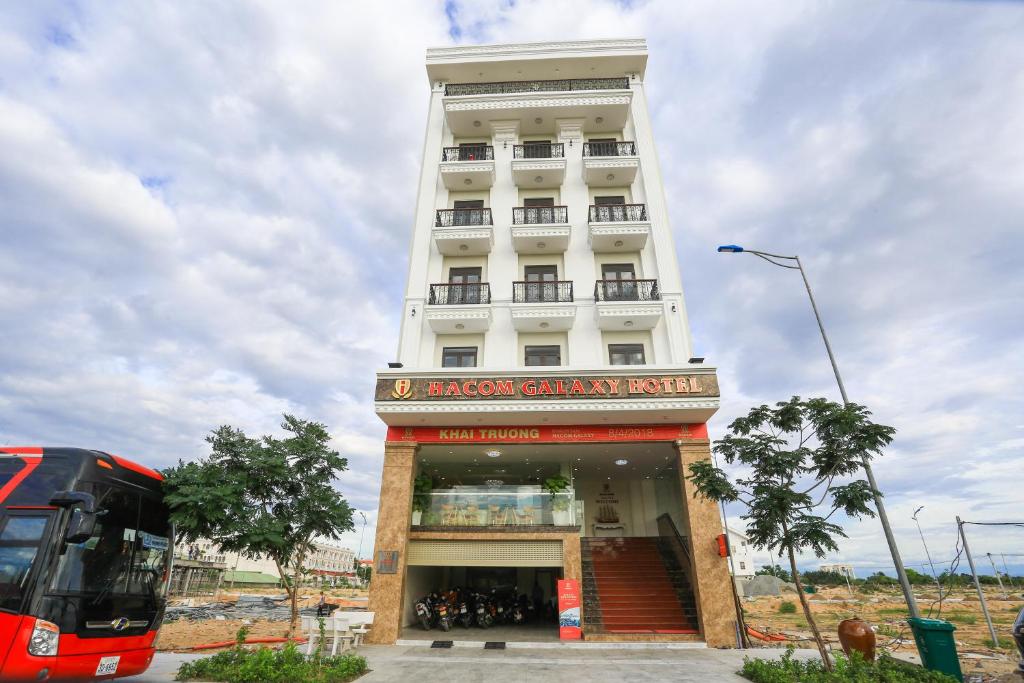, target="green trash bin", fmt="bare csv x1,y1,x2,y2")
908,617,963,682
